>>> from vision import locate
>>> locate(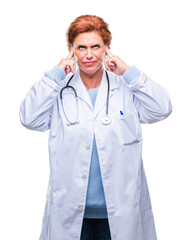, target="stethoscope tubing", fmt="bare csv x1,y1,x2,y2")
60,75,76,99
60,70,110,125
